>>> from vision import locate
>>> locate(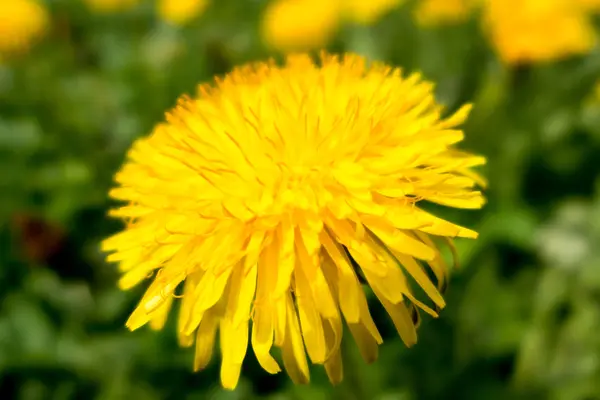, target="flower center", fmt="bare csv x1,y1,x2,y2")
274,164,326,213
